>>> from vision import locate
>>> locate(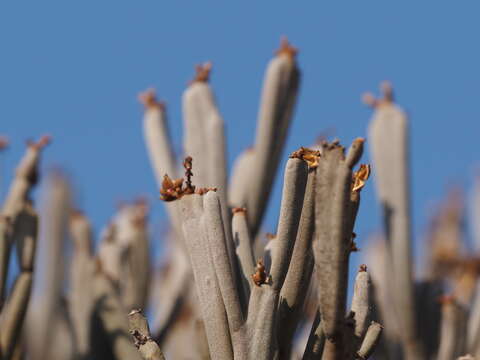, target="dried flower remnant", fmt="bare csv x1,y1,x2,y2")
252,259,268,286
232,207,246,215
159,175,184,202
290,147,321,169
275,36,298,60
352,164,371,192
138,88,165,110
191,61,212,83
